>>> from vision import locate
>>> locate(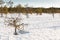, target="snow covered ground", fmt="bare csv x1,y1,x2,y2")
0,13,60,40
